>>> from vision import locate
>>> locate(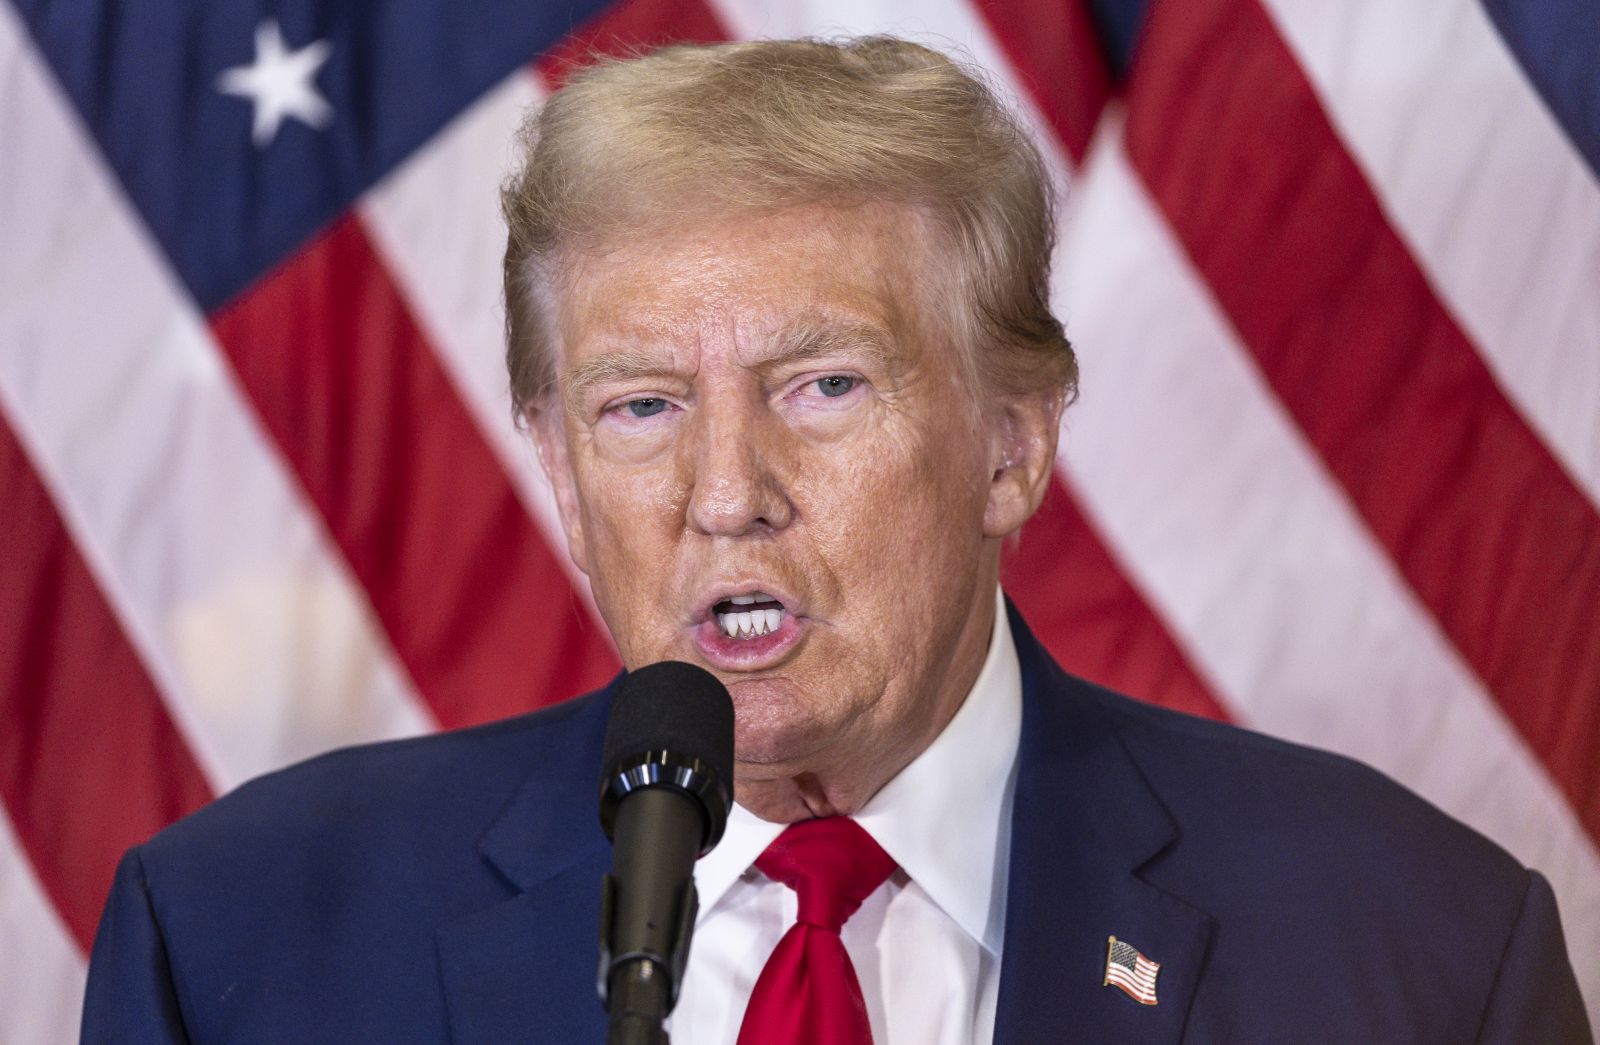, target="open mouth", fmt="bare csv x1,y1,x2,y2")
711,592,787,639
692,585,804,670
